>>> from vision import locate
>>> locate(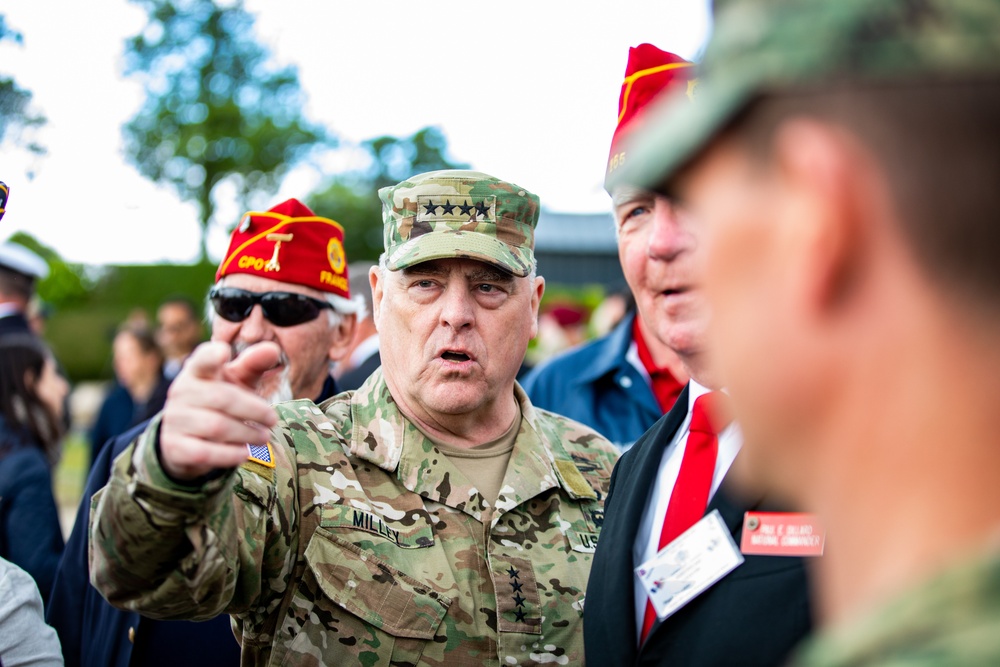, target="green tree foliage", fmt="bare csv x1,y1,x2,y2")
307,126,469,262
123,0,330,261
0,16,46,157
